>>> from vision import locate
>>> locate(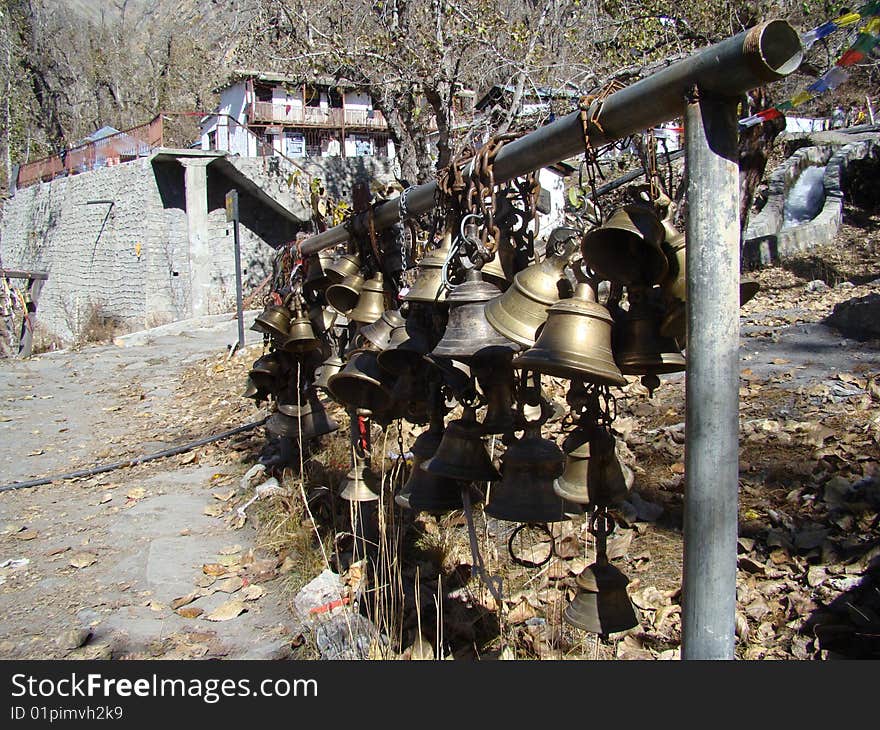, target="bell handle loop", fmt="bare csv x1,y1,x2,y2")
507,522,555,569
